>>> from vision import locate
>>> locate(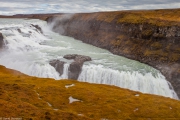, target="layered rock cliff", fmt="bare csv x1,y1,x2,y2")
46,9,180,97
